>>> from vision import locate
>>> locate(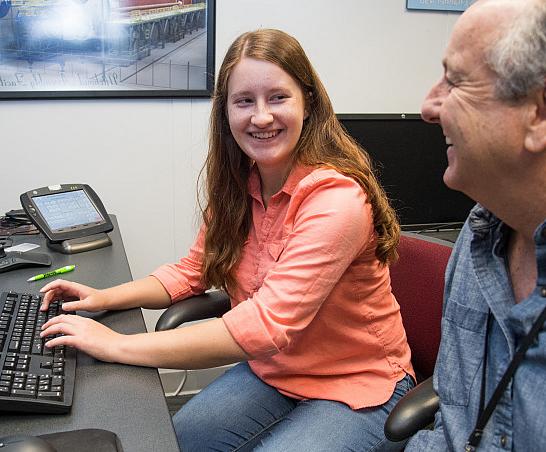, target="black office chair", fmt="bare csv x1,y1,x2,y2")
155,289,231,332
154,232,454,447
